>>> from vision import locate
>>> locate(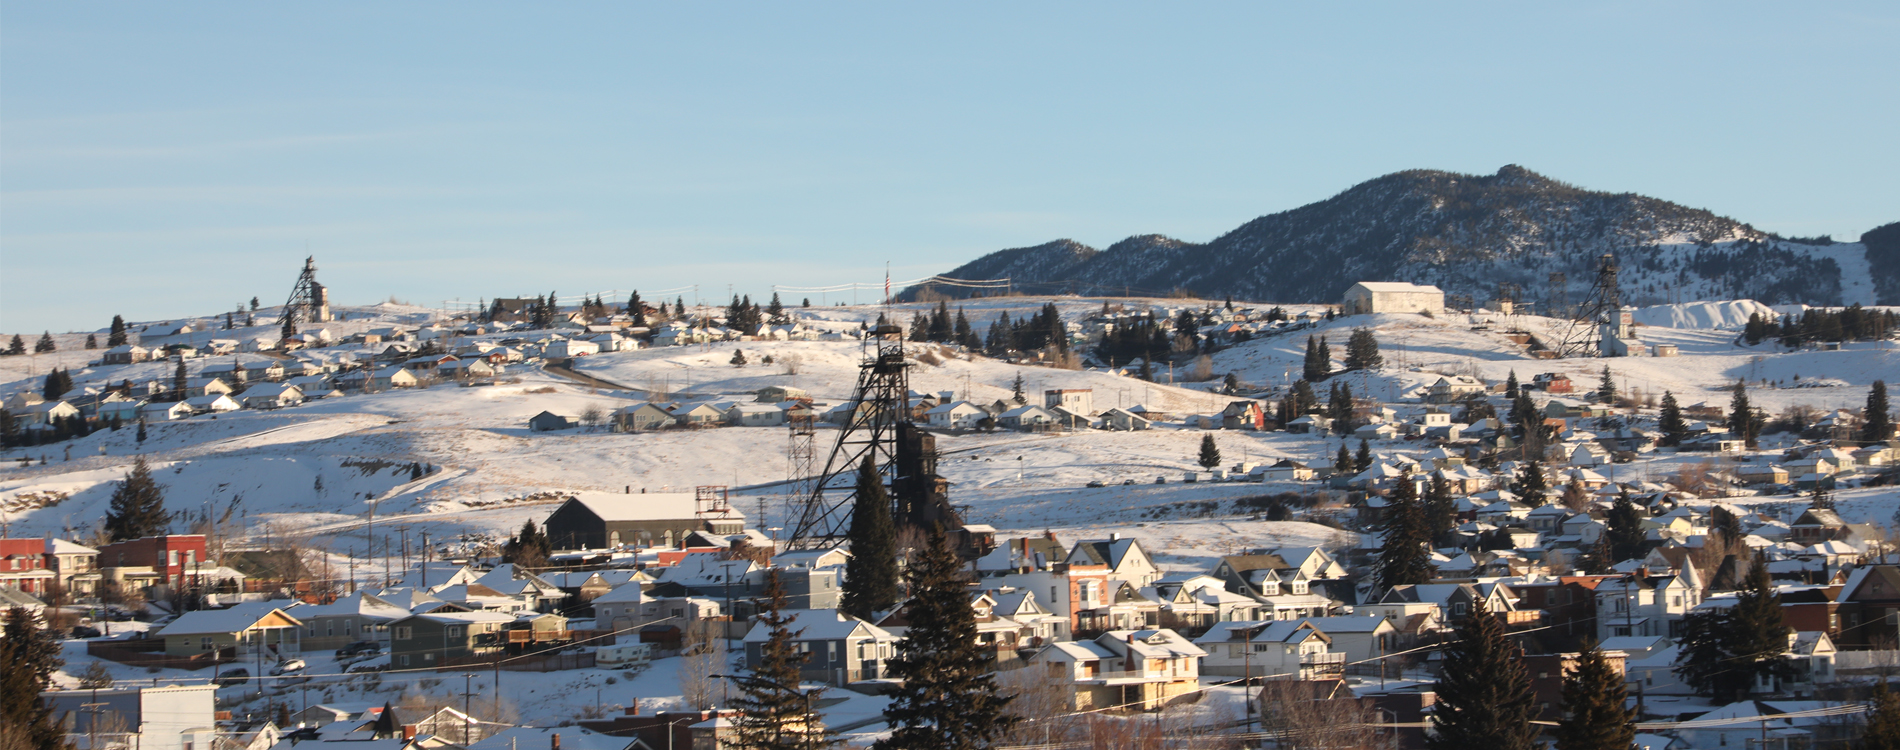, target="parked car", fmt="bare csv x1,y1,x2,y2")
271,659,307,675
1085,480,1106,488
69,625,102,639
335,641,382,660
213,668,250,687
